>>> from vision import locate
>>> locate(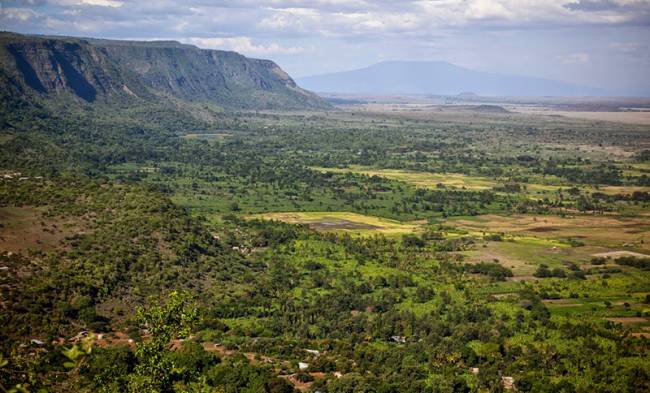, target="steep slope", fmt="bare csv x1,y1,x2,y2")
0,32,152,104
0,32,328,110
96,39,323,109
297,60,608,96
